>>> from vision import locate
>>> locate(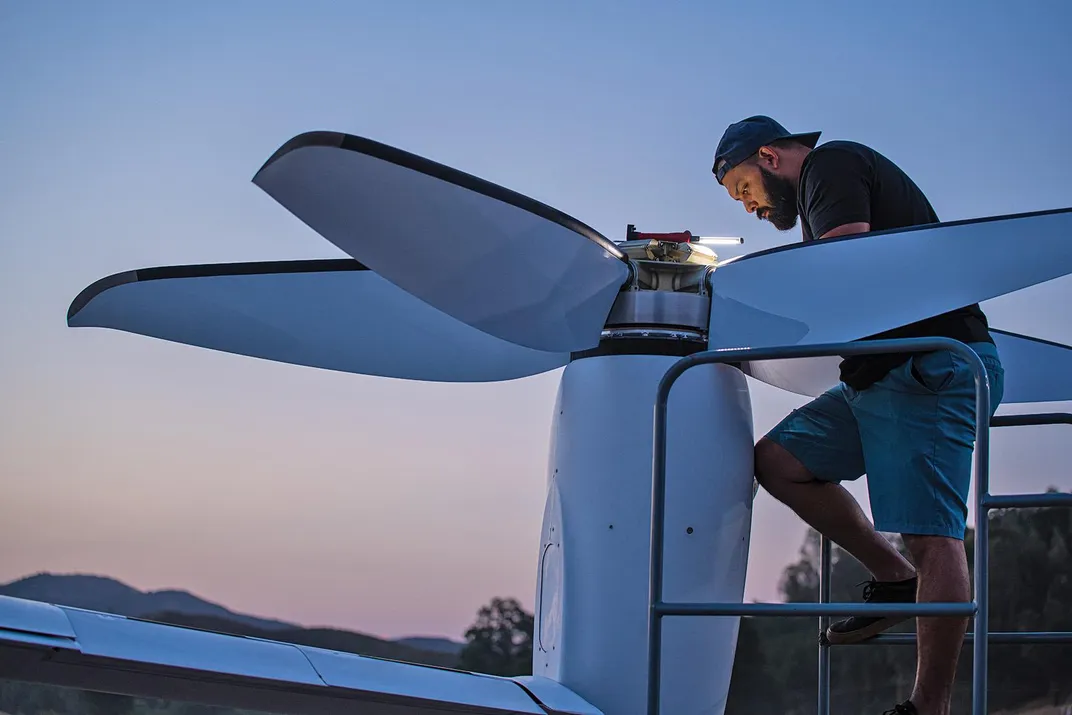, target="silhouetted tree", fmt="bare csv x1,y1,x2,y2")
458,597,534,676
